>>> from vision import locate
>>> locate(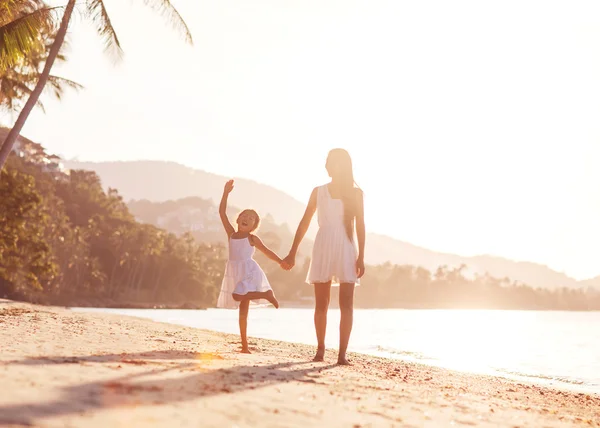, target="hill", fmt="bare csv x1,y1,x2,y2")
64,160,315,235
